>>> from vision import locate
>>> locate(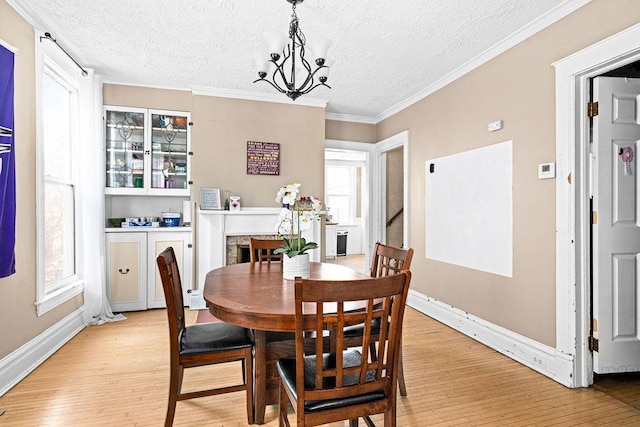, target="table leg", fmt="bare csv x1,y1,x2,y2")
253,329,267,424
